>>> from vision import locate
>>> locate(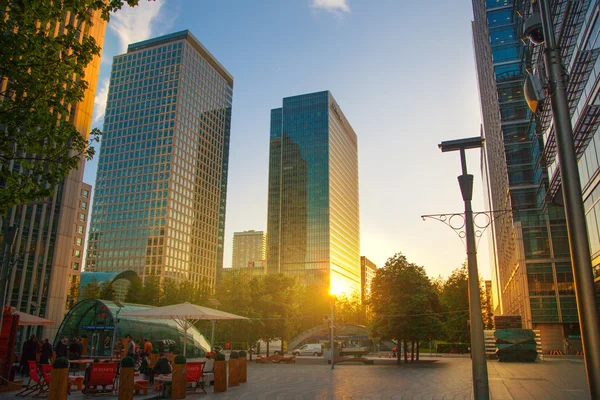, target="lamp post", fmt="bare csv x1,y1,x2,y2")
439,136,489,400
522,1,600,397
